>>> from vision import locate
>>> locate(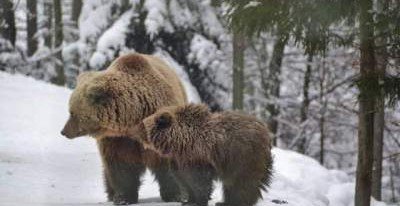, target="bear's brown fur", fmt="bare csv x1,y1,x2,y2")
132,104,273,206
61,53,187,205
